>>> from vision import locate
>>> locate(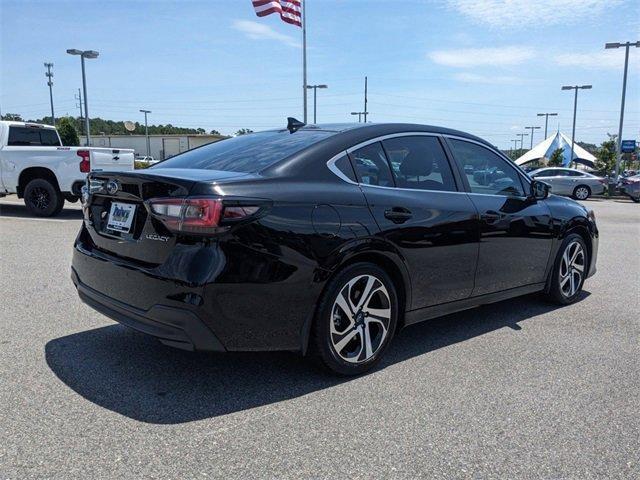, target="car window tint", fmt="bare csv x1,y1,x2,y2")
566,170,583,177
350,142,394,187
449,139,525,197
381,136,456,192
7,126,60,146
332,153,357,182
155,130,334,173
